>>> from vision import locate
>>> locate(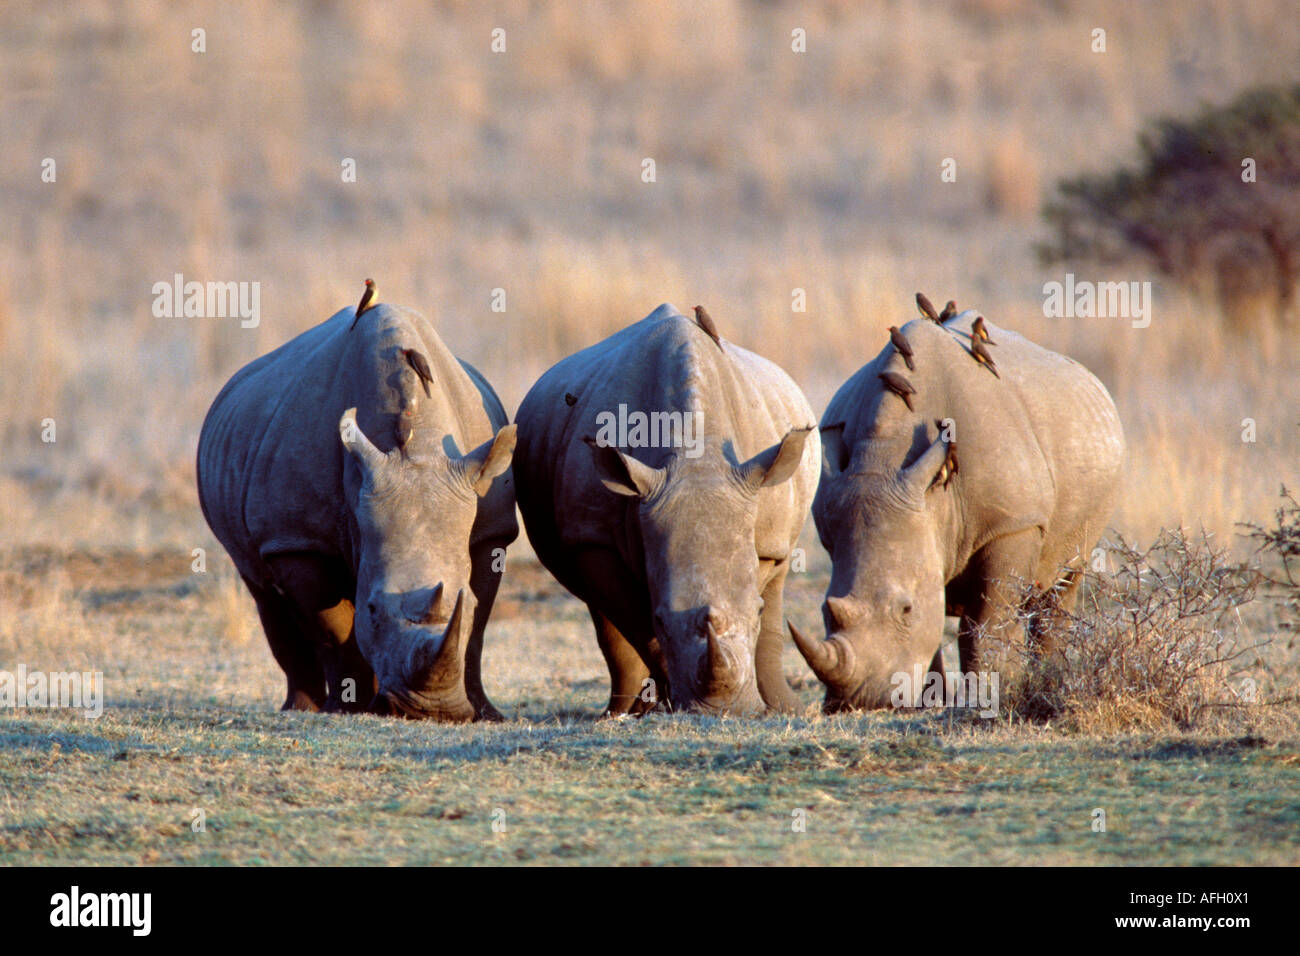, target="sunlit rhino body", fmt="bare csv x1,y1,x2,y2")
197,302,517,721
513,304,820,715
795,311,1125,710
